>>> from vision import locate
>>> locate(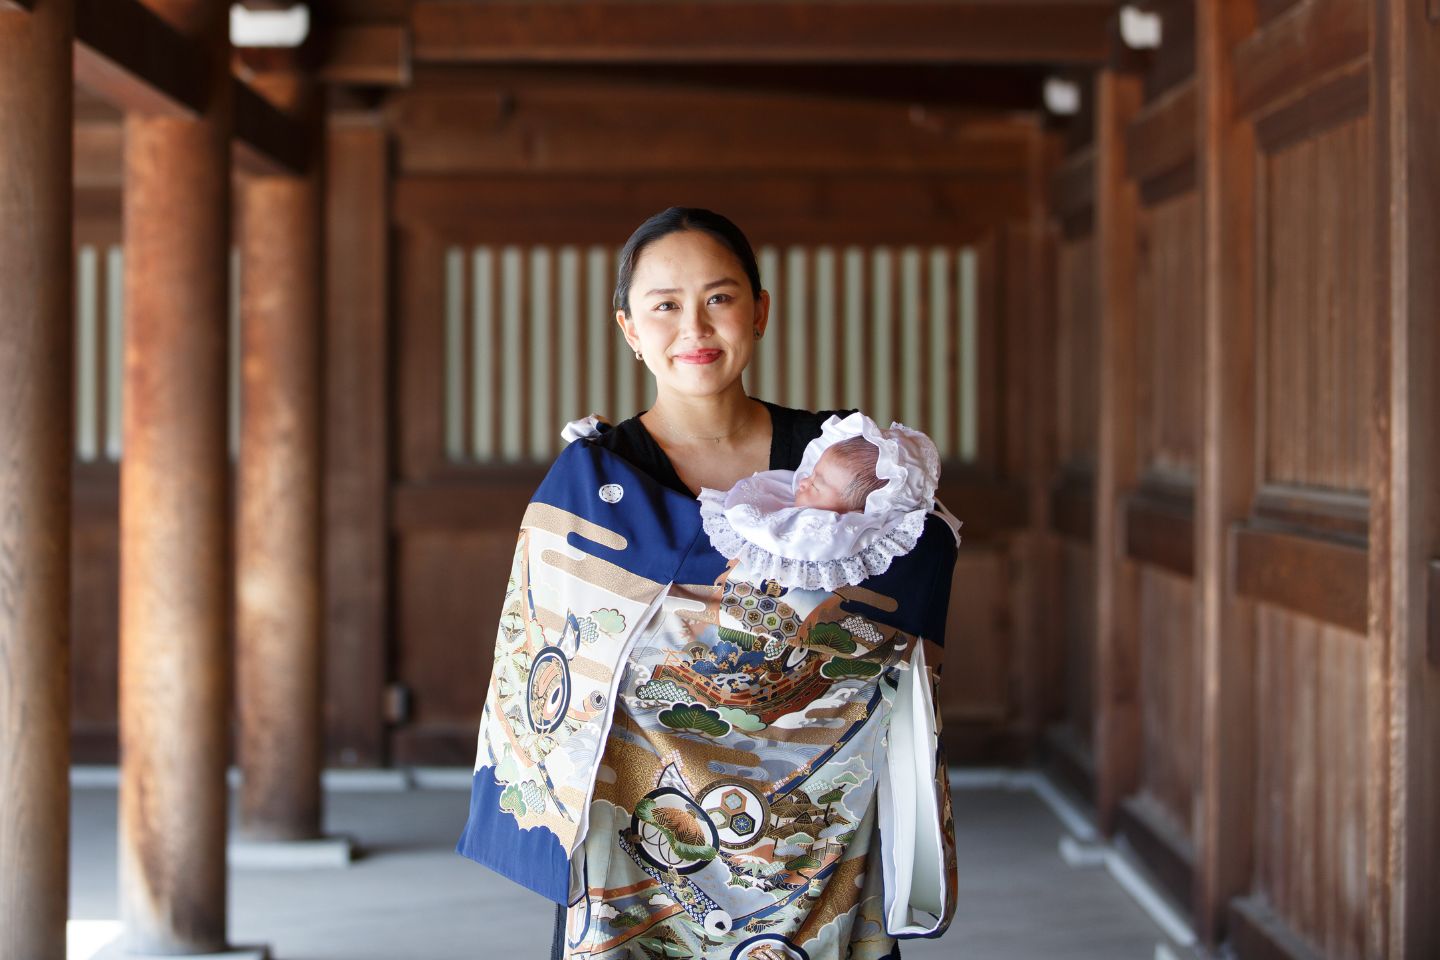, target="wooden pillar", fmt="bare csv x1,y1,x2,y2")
0,2,73,958
324,116,390,768
237,74,323,842
1091,59,1143,833
119,0,233,952
1194,0,1258,946
1018,124,1062,742
1372,1,1440,956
